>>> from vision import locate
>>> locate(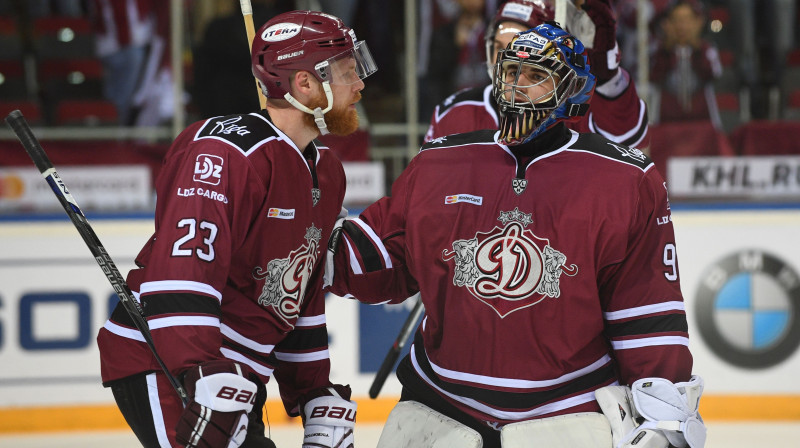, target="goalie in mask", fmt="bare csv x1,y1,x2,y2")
326,22,707,448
